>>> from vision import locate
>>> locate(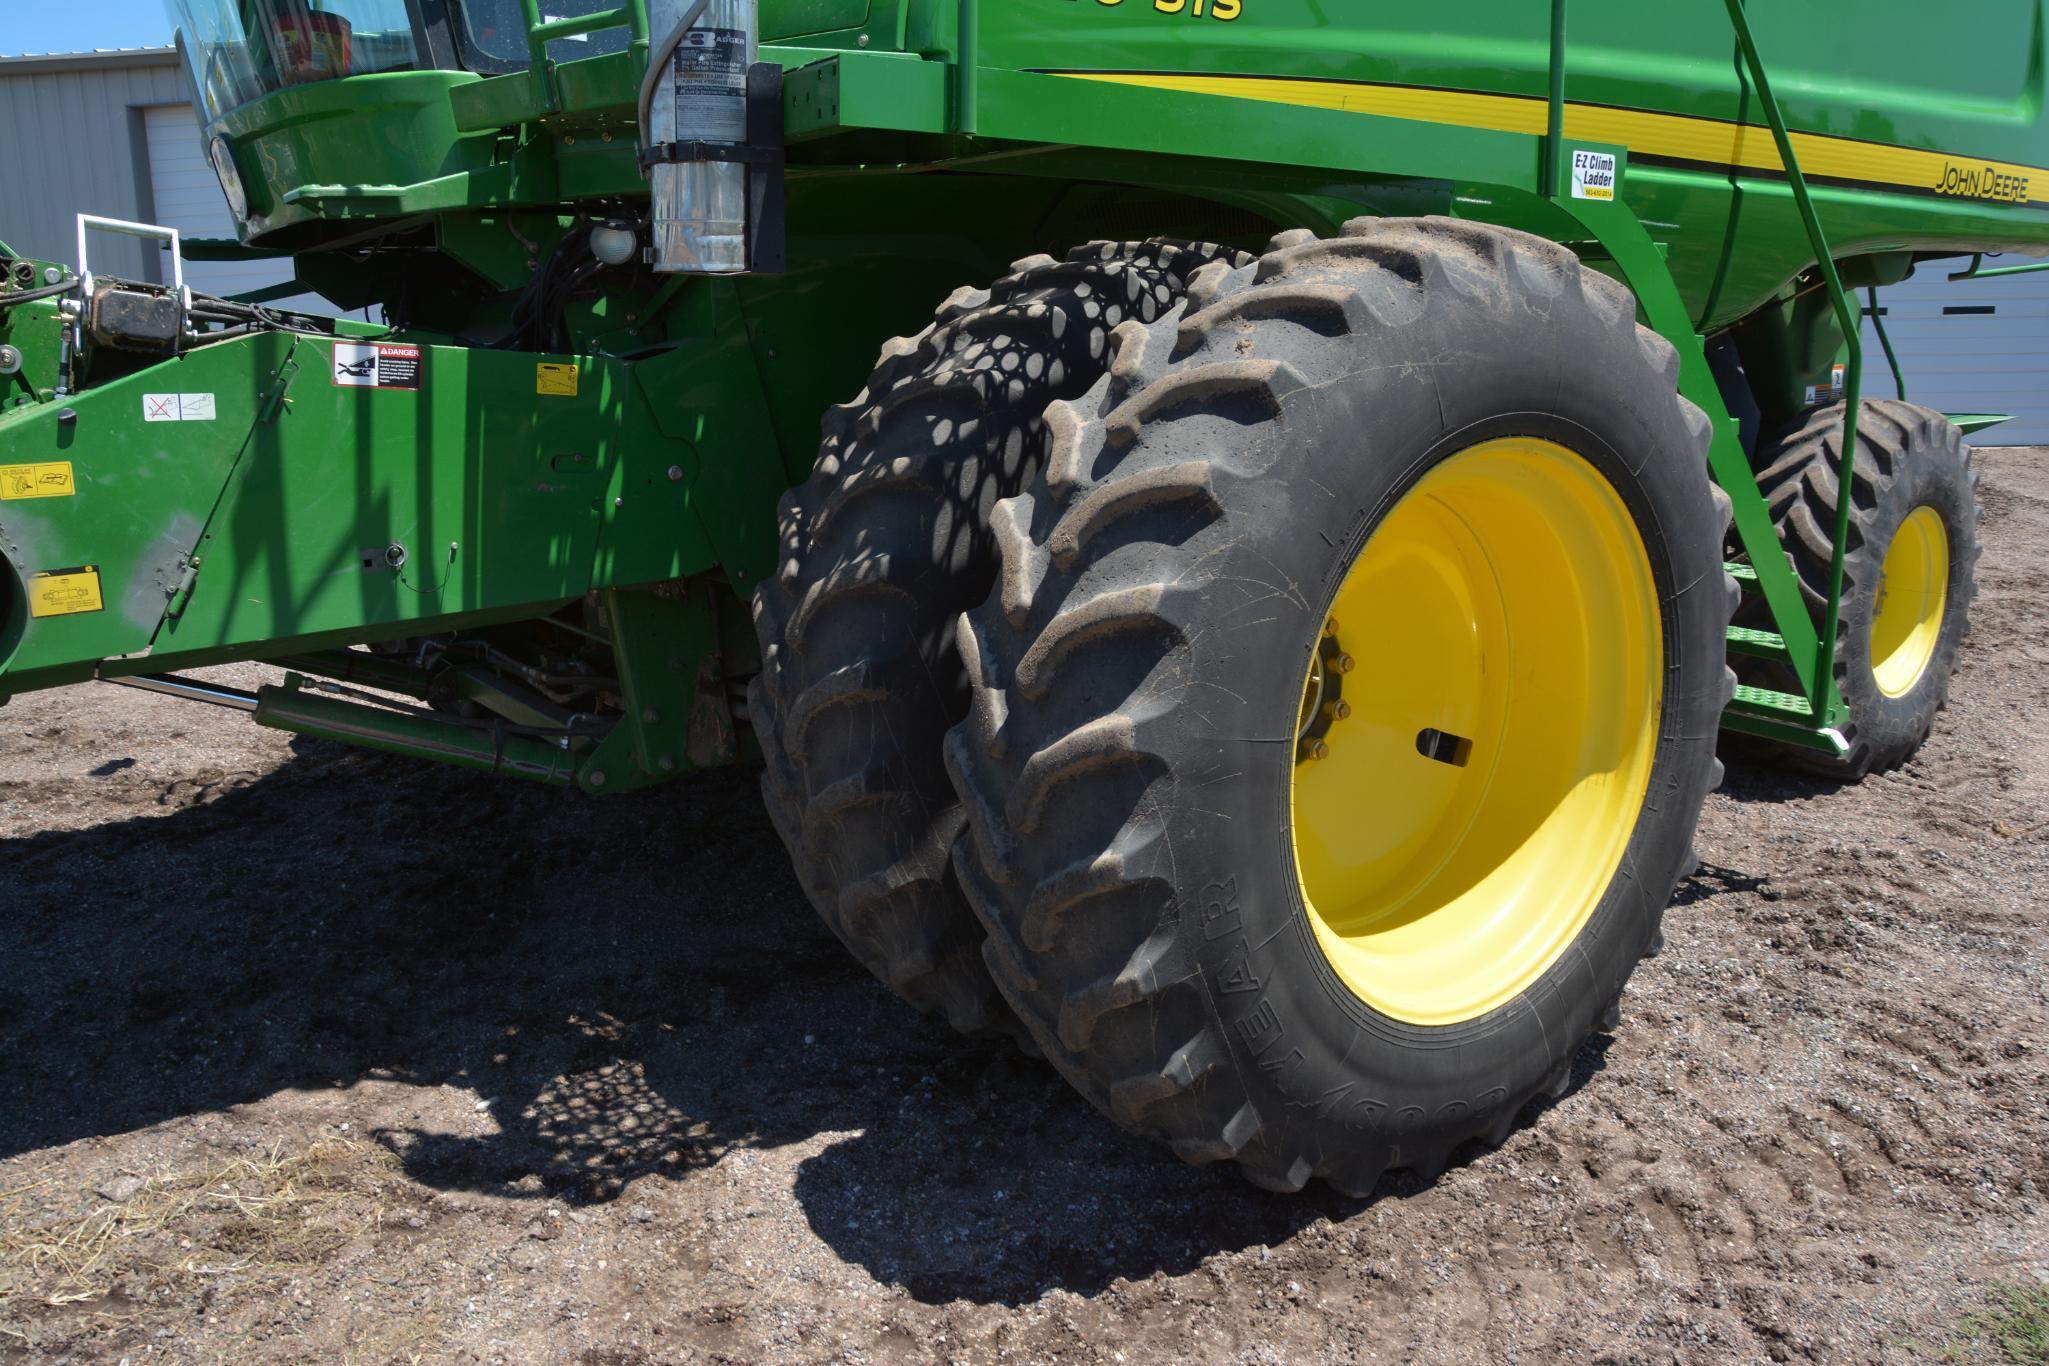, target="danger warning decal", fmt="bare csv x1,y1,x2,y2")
333,342,423,391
